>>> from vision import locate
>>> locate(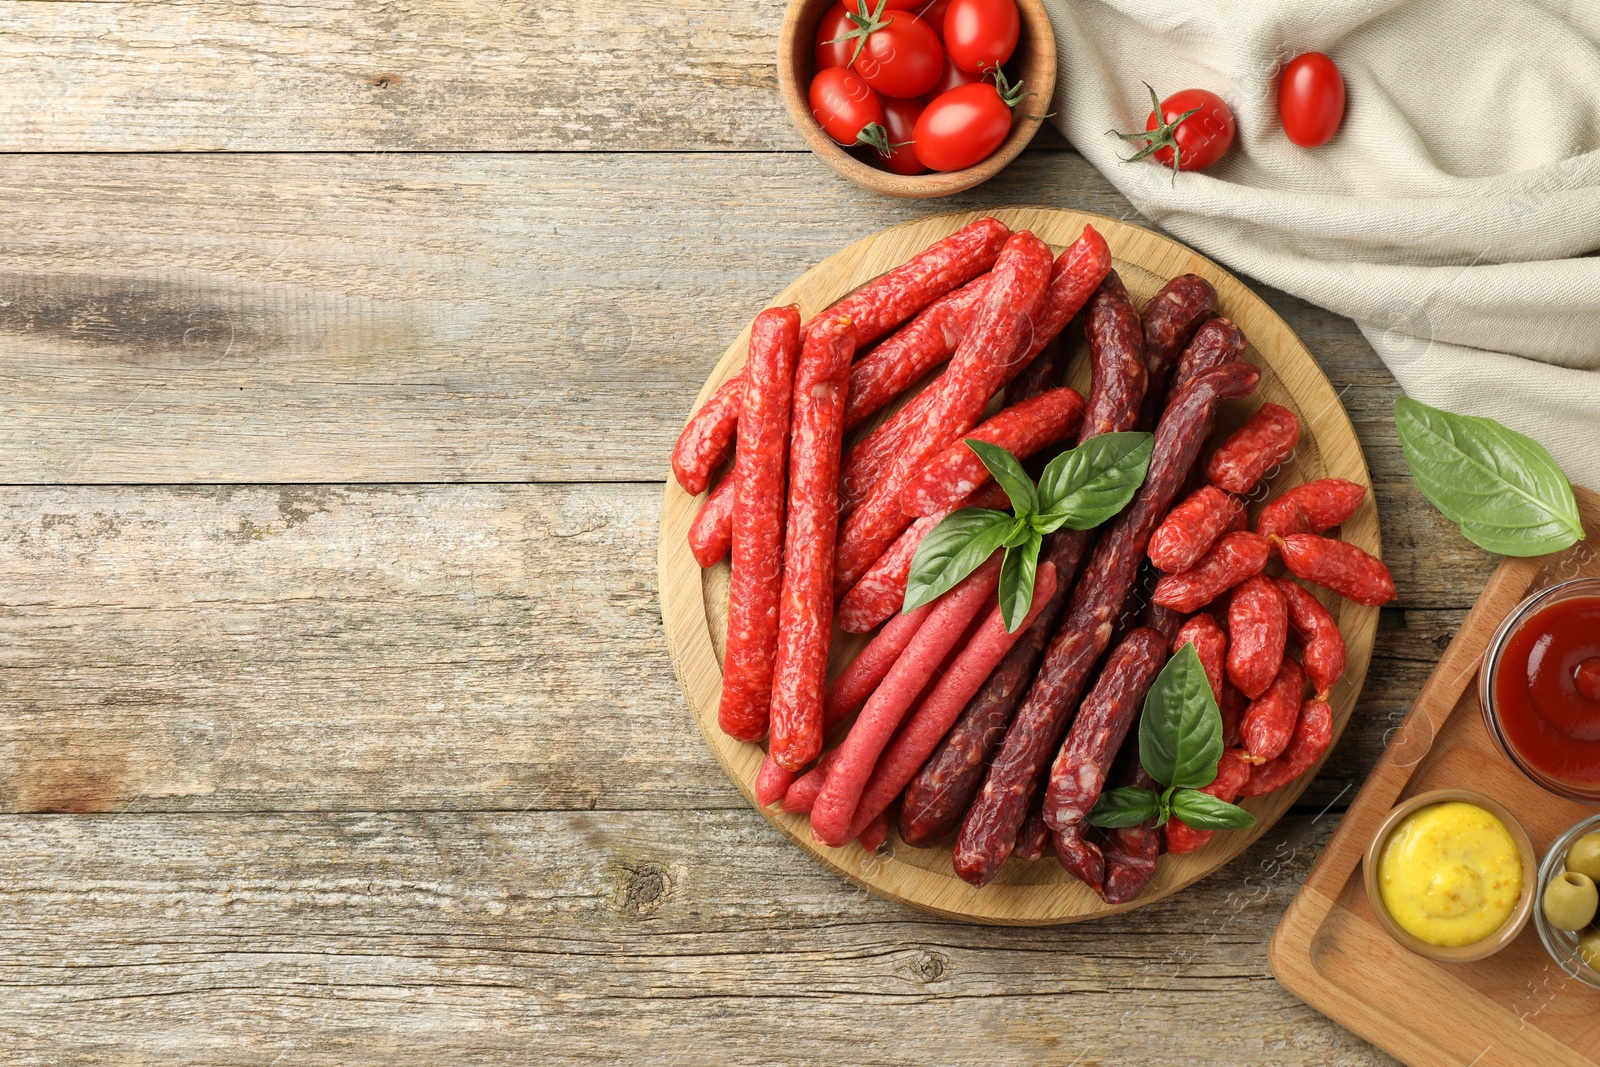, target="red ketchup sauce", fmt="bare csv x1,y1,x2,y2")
1494,595,1600,786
